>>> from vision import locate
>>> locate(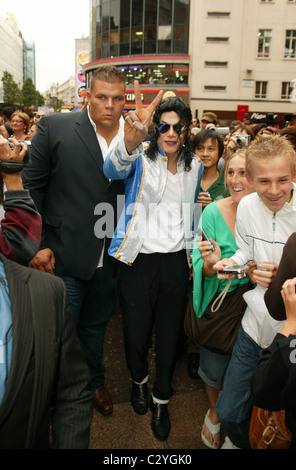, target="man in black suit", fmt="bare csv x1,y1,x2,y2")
22,65,126,415
0,254,93,449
